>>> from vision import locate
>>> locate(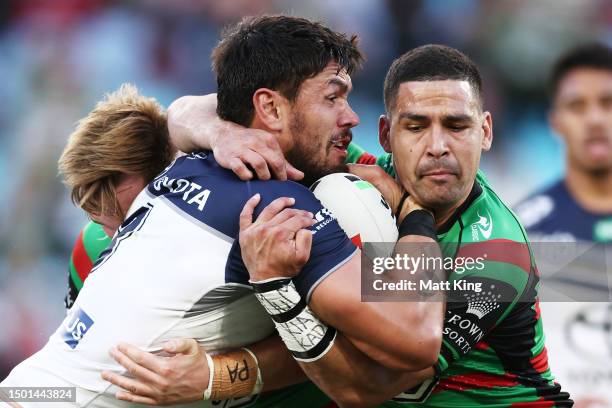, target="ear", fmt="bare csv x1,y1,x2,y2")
252,88,284,132
115,173,147,214
379,114,392,153
481,111,493,151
